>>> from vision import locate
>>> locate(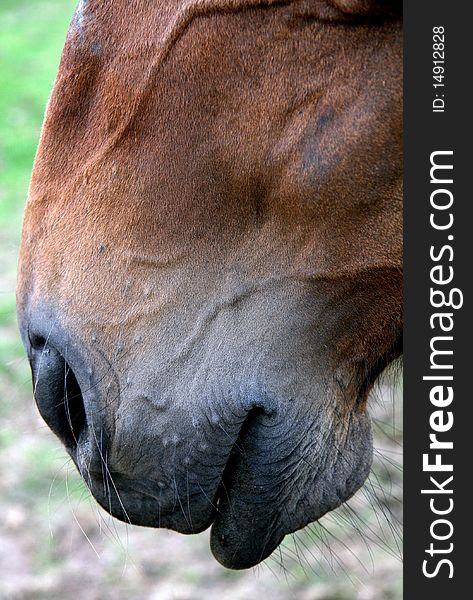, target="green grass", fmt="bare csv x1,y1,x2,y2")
0,0,76,232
